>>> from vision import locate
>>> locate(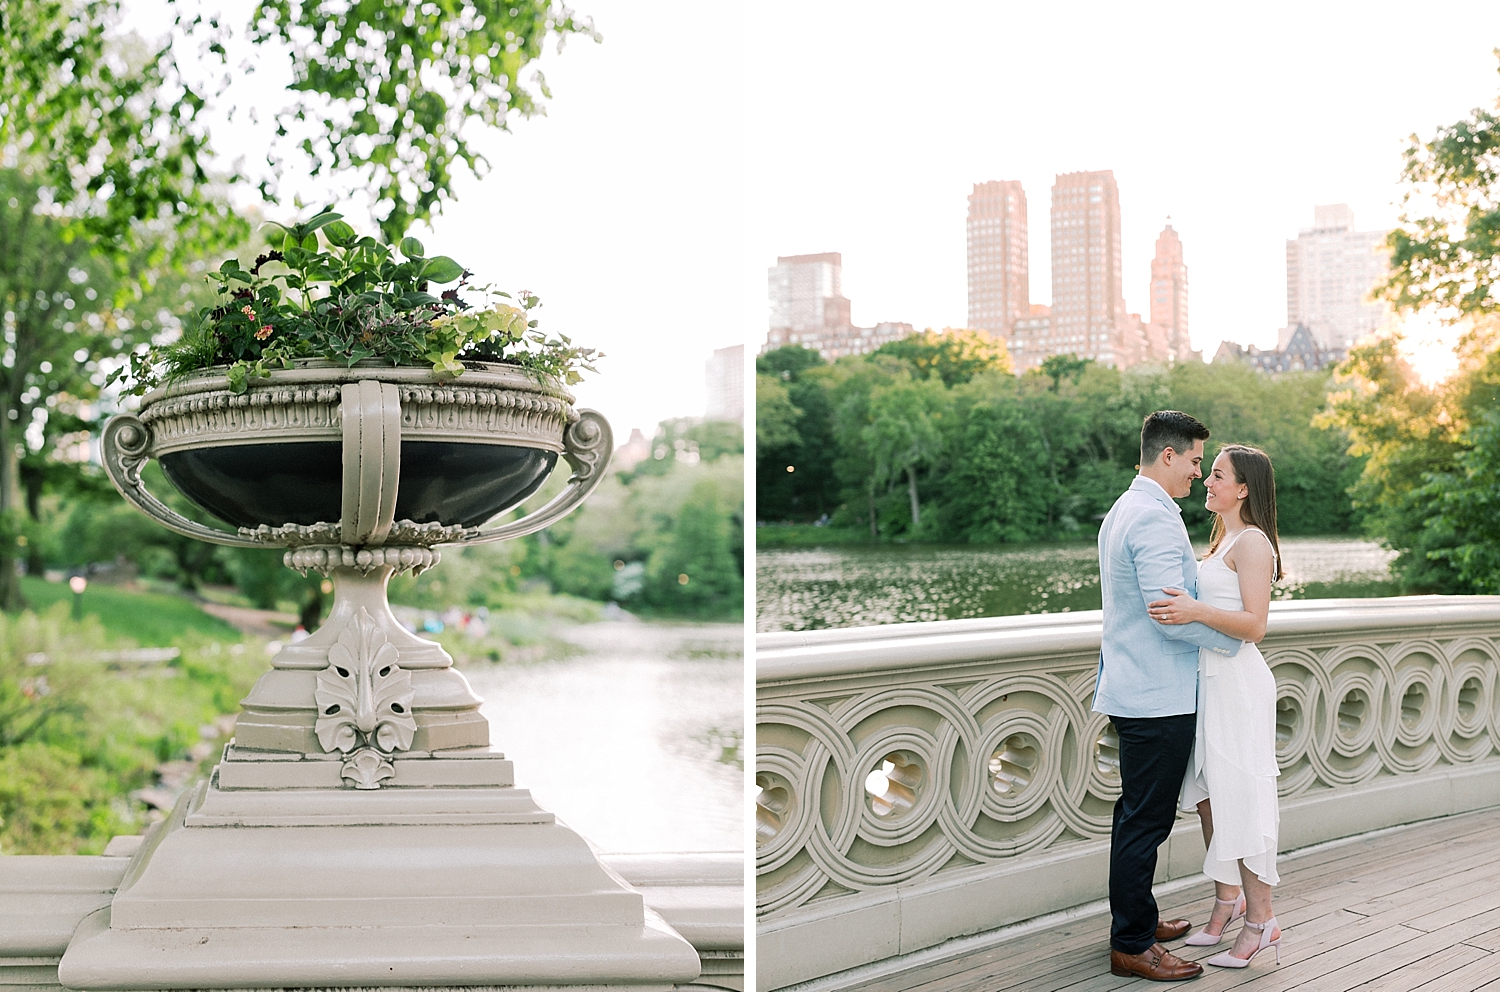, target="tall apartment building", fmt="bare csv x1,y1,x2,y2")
1007,305,1053,372
704,344,744,424
1285,205,1391,352
1149,222,1194,363
1048,170,1134,368
764,252,915,359
767,252,853,338
966,180,1029,339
